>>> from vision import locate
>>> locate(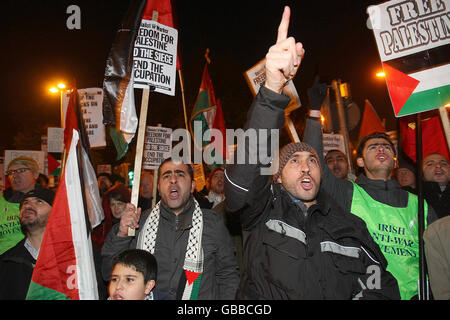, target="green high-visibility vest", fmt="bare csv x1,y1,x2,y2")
0,194,25,255
351,183,427,300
